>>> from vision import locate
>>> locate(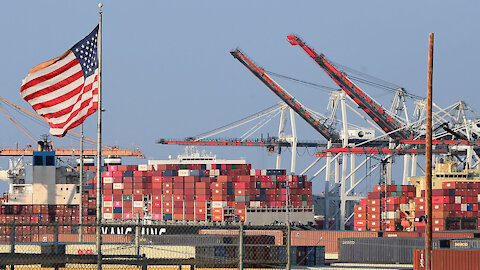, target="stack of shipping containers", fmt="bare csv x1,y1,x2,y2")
354,181,480,231
84,163,313,223
354,185,416,231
